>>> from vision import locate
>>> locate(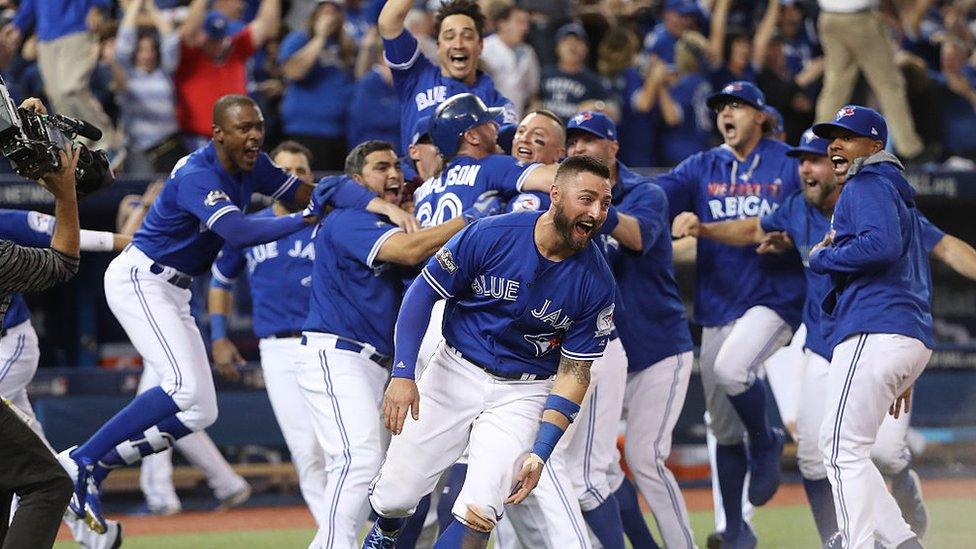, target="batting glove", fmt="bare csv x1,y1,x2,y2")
462,190,502,224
